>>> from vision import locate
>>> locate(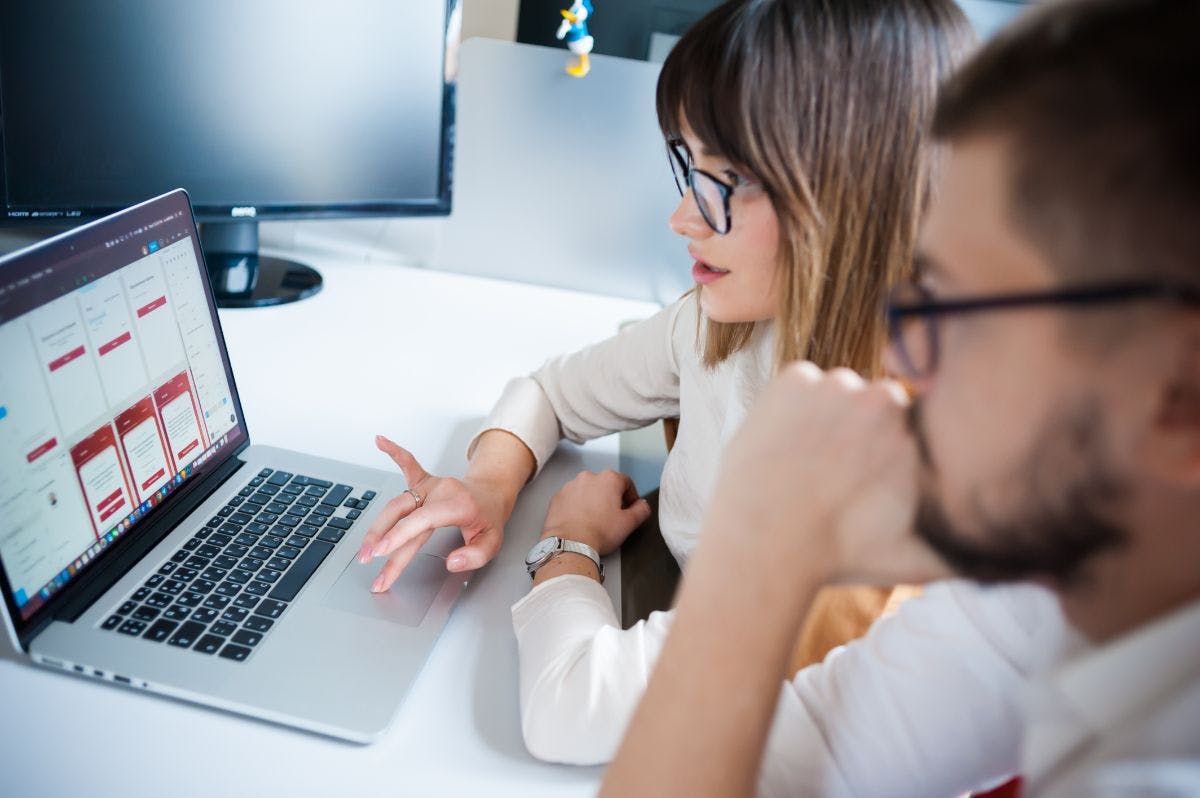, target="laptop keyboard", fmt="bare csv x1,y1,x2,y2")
98,467,376,663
